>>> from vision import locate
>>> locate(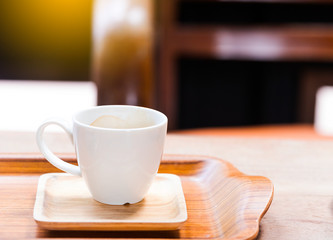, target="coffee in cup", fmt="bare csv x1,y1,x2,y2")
90,113,155,129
